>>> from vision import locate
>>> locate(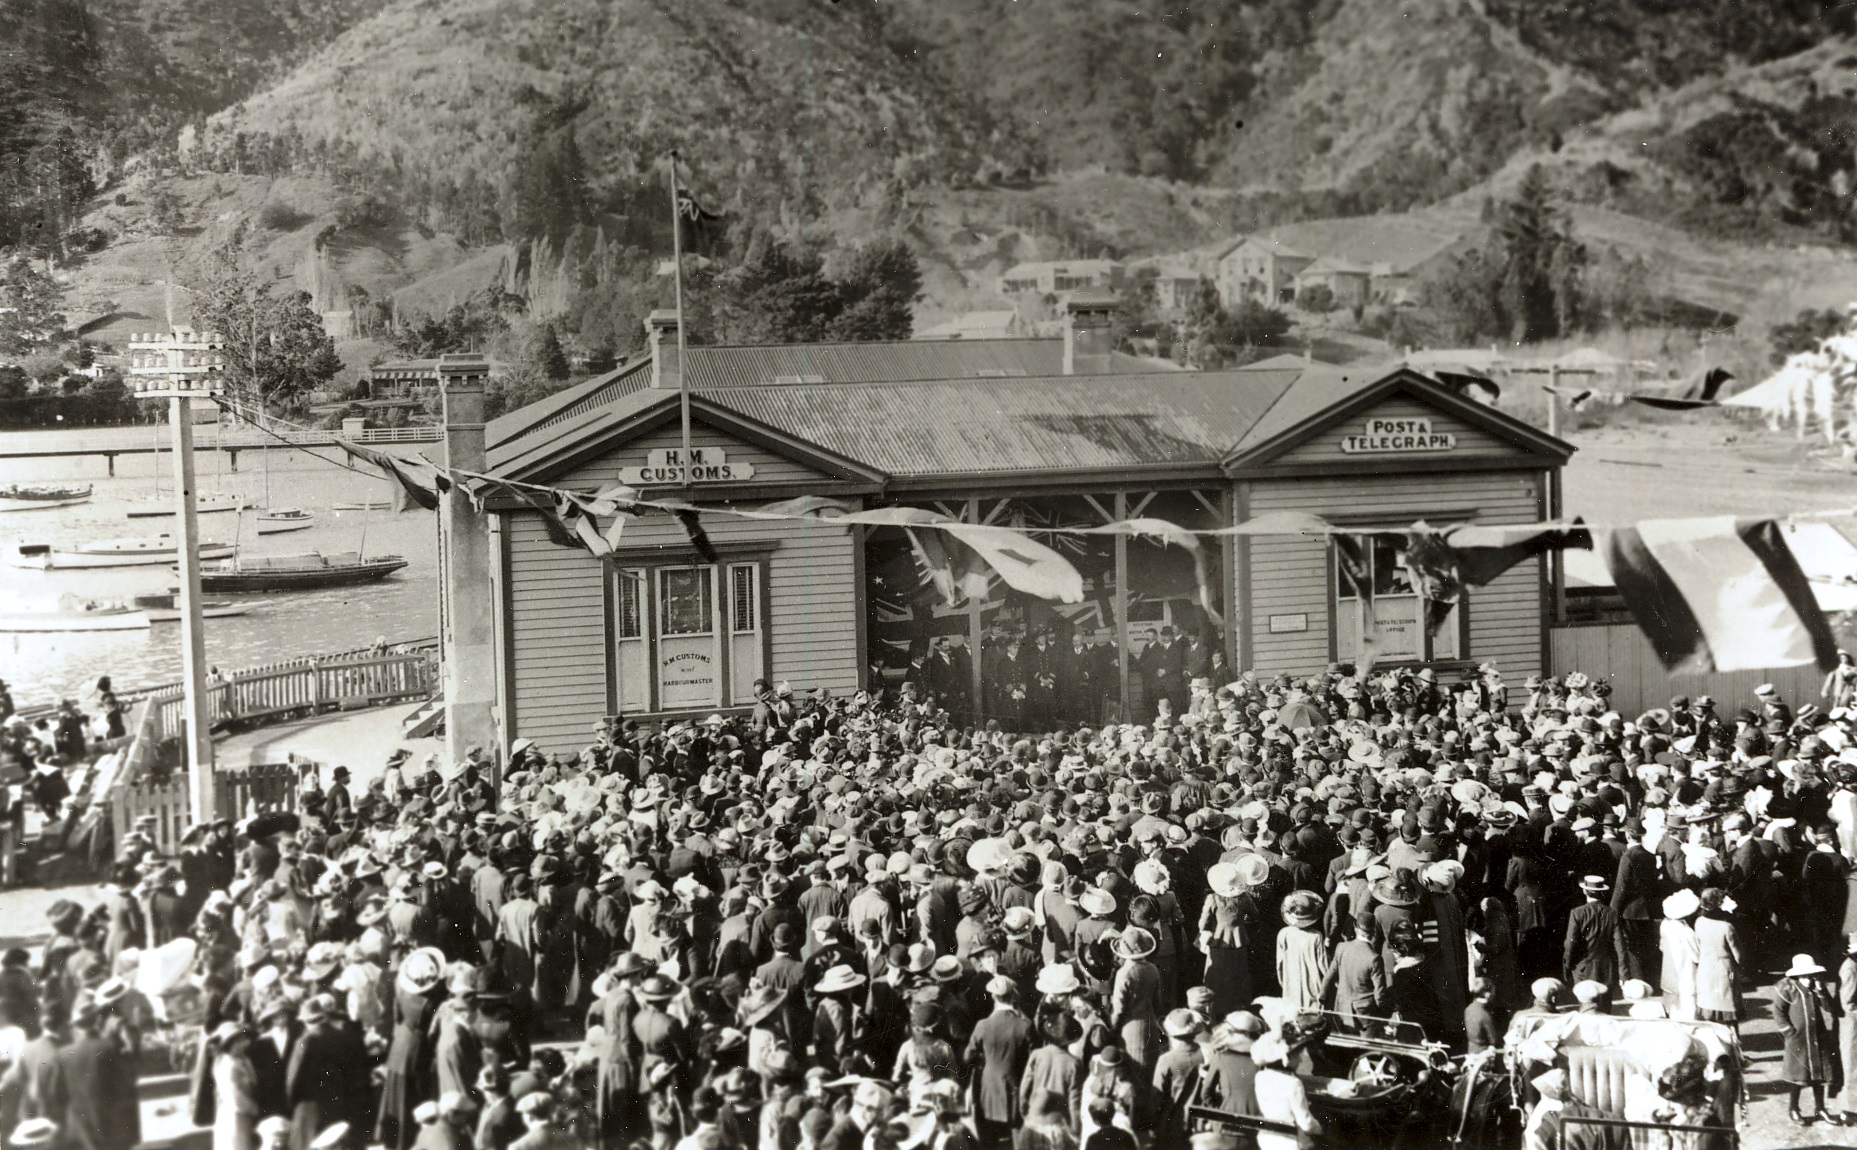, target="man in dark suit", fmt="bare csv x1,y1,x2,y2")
1611,825,1663,983
51,1000,139,1150
284,995,367,1150
965,977,1035,1146
1562,876,1624,1007
1722,812,1772,973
